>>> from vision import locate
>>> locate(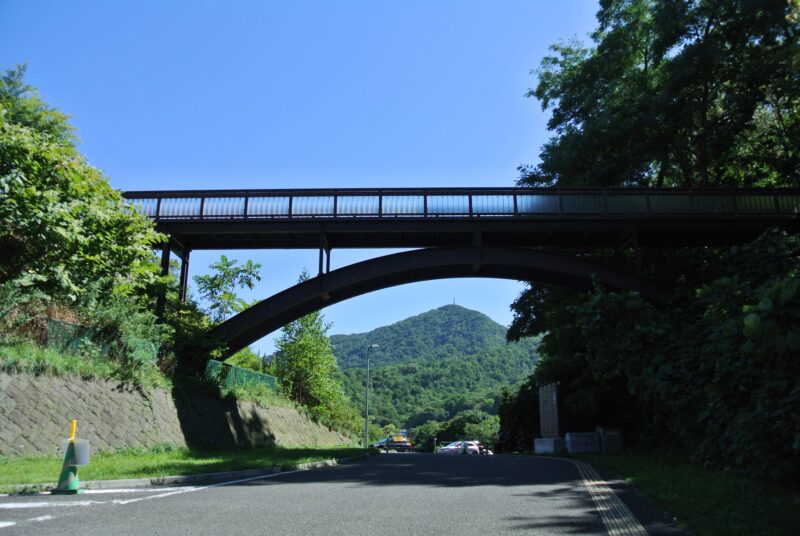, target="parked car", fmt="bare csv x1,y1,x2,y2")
475,441,494,455
438,440,493,455
371,433,413,452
